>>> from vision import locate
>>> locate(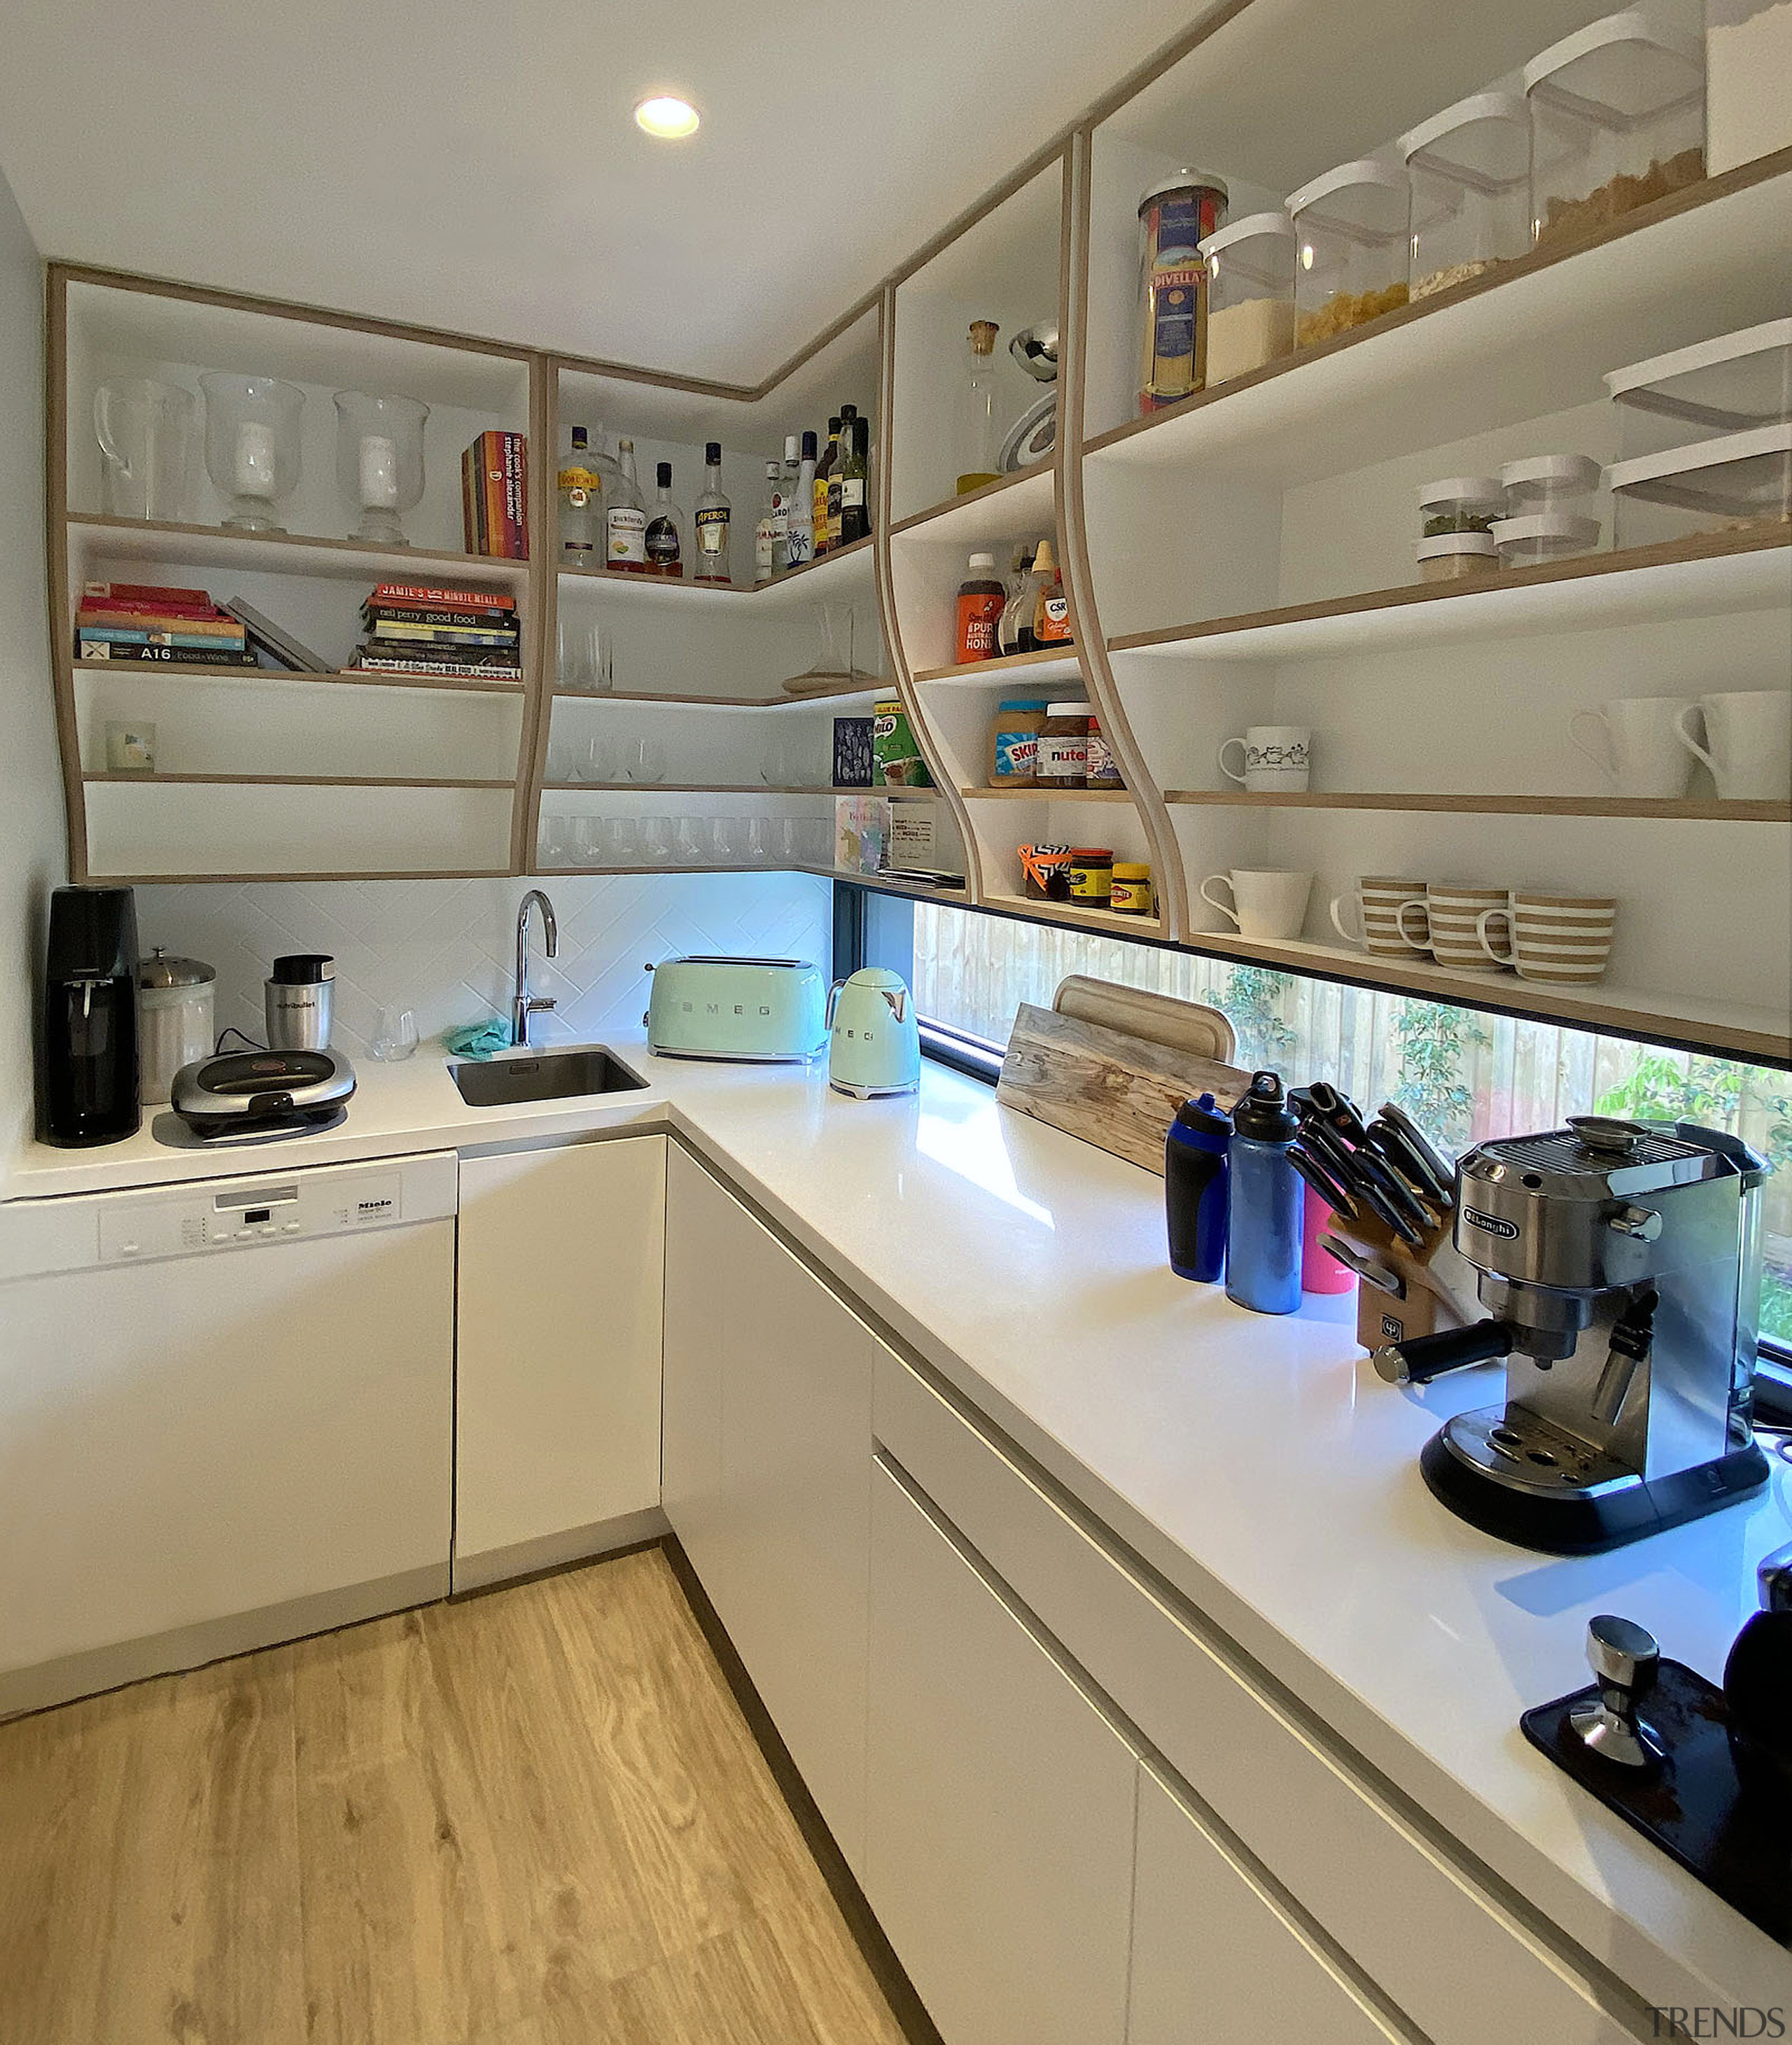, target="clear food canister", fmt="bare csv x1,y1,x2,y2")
1198,213,1297,386
1523,9,1705,251
1138,172,1229,413
1706,0,1792,174
1499,454,1603,512
1606,425,1792,547
1287,159,1410,349
1418,475,1505,537
1490,512,1603,566
1400,91,1532,300
1604,319,1792,460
